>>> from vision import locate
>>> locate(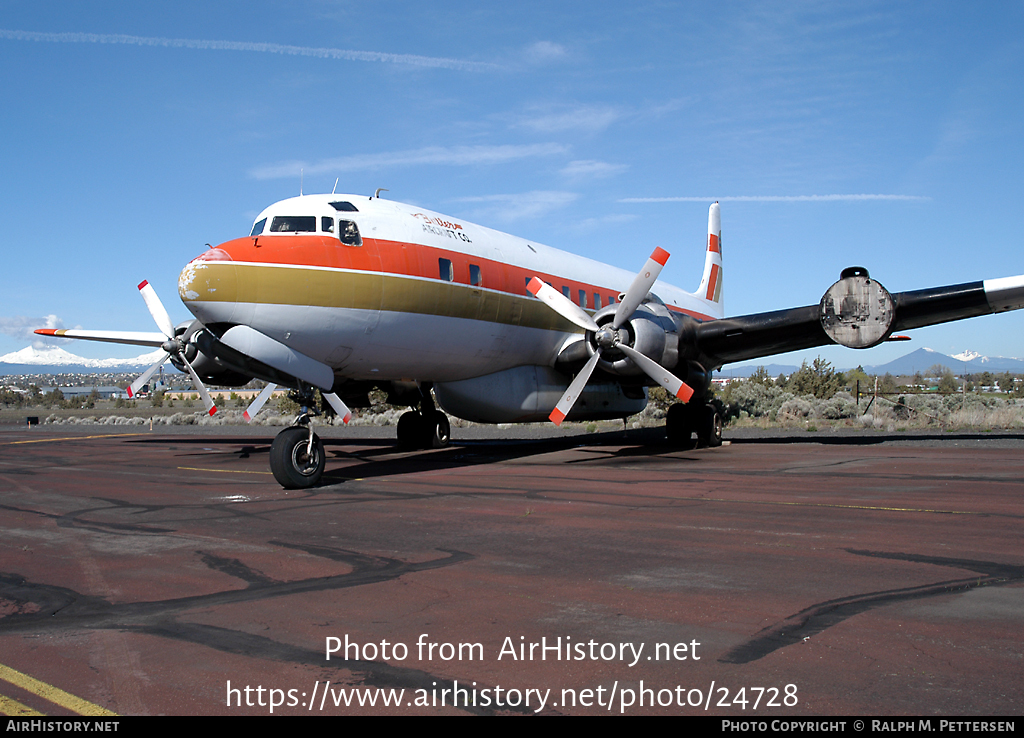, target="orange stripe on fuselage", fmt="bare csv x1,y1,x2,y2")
205,235,717,323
